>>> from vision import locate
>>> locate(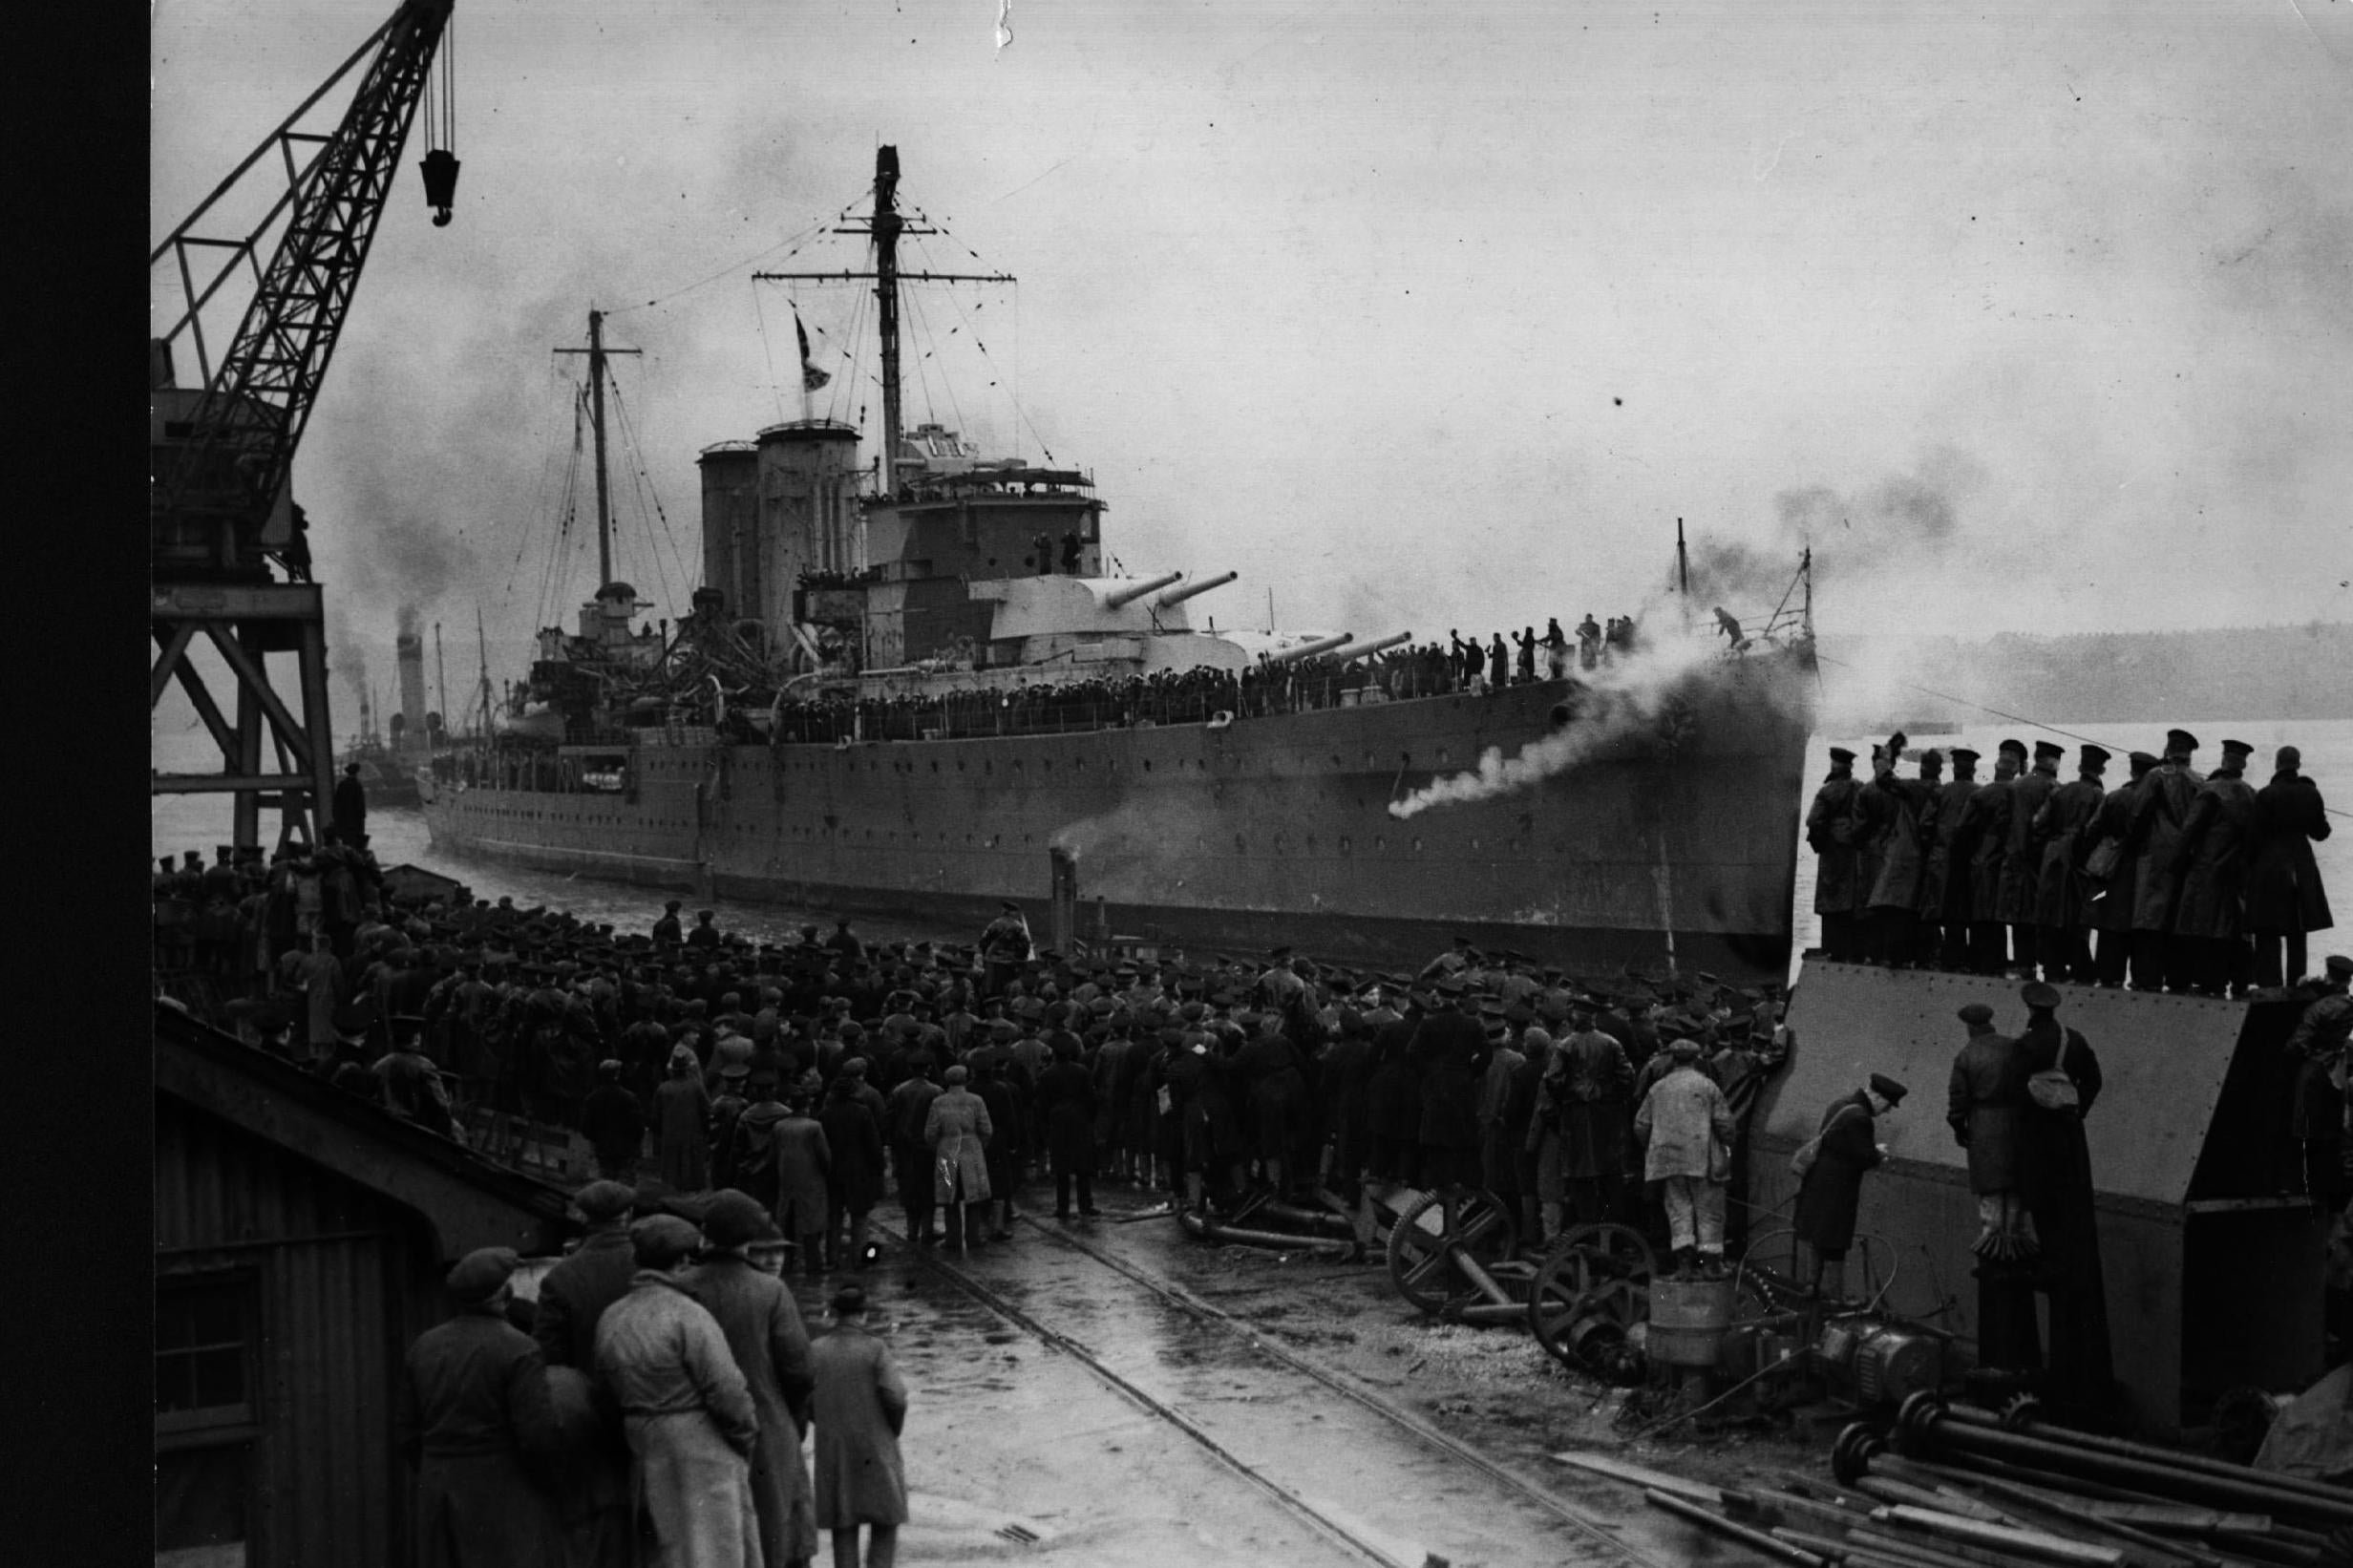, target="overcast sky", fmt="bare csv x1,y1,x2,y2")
154,0,2351,689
